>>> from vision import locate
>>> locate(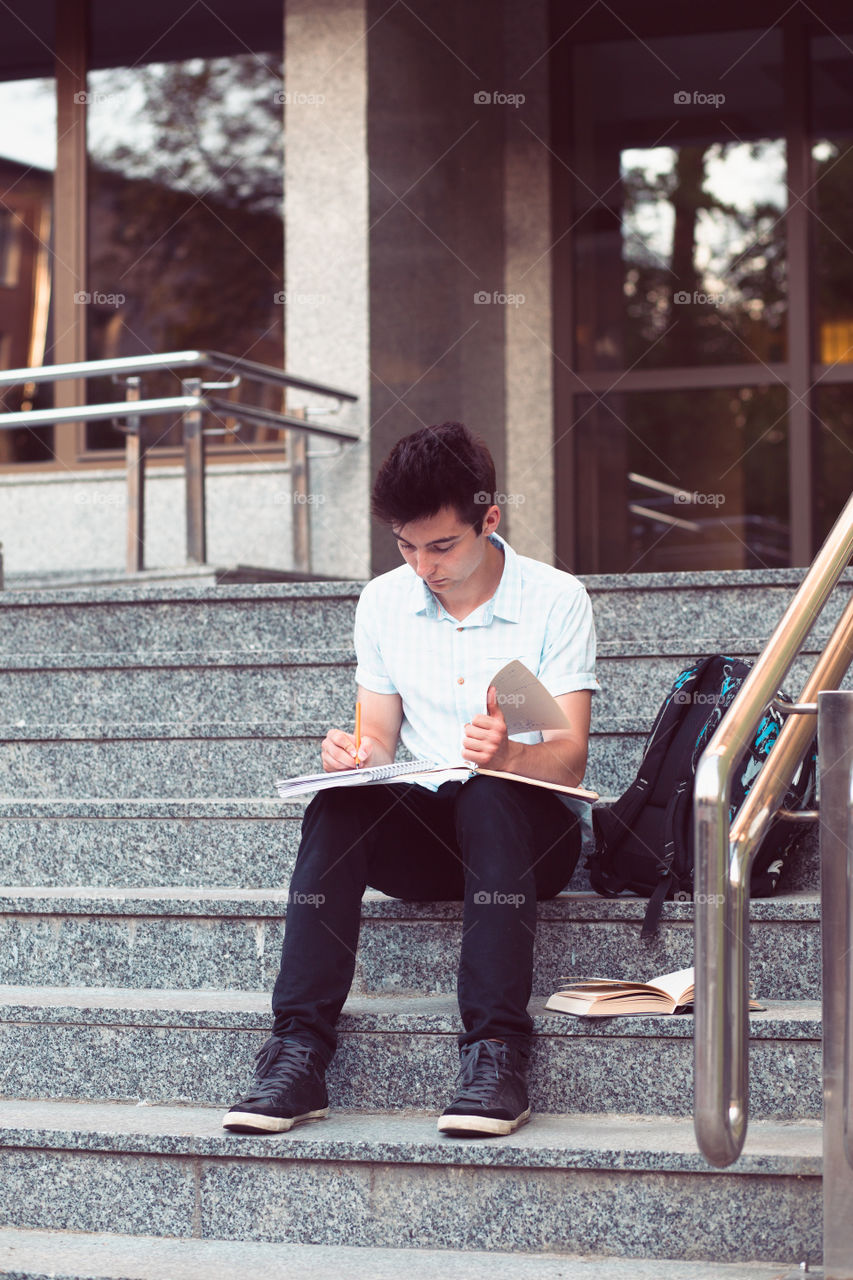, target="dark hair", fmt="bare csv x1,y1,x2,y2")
371,422,496,531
